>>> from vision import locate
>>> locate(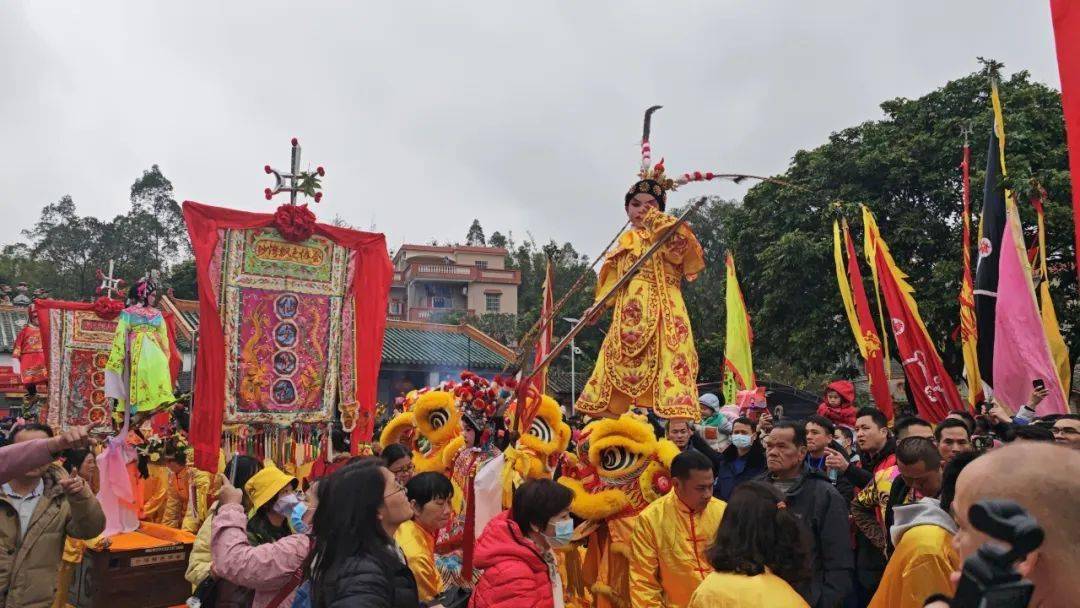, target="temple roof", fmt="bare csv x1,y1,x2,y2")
381,320,513,369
